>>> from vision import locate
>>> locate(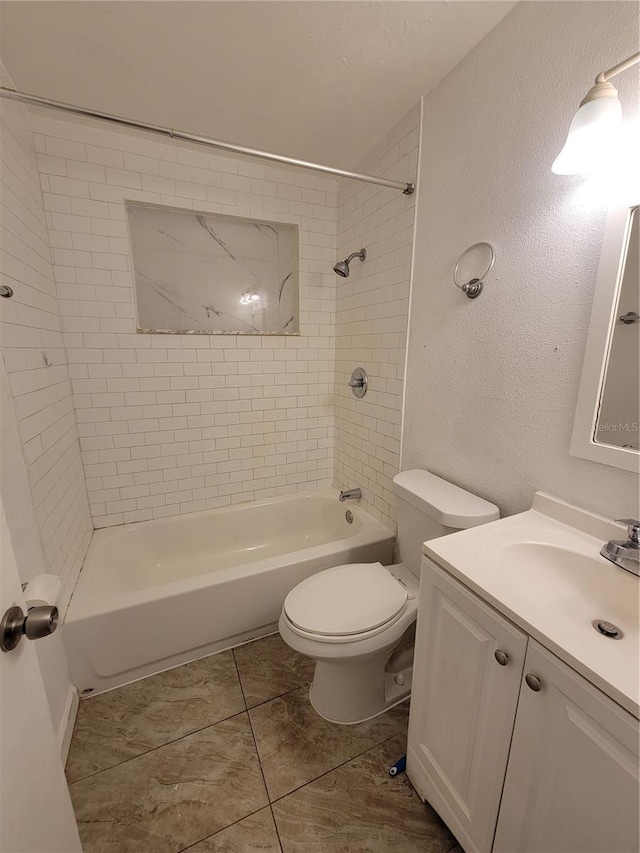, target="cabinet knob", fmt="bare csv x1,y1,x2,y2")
525,673,542,692
494,649,509,666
